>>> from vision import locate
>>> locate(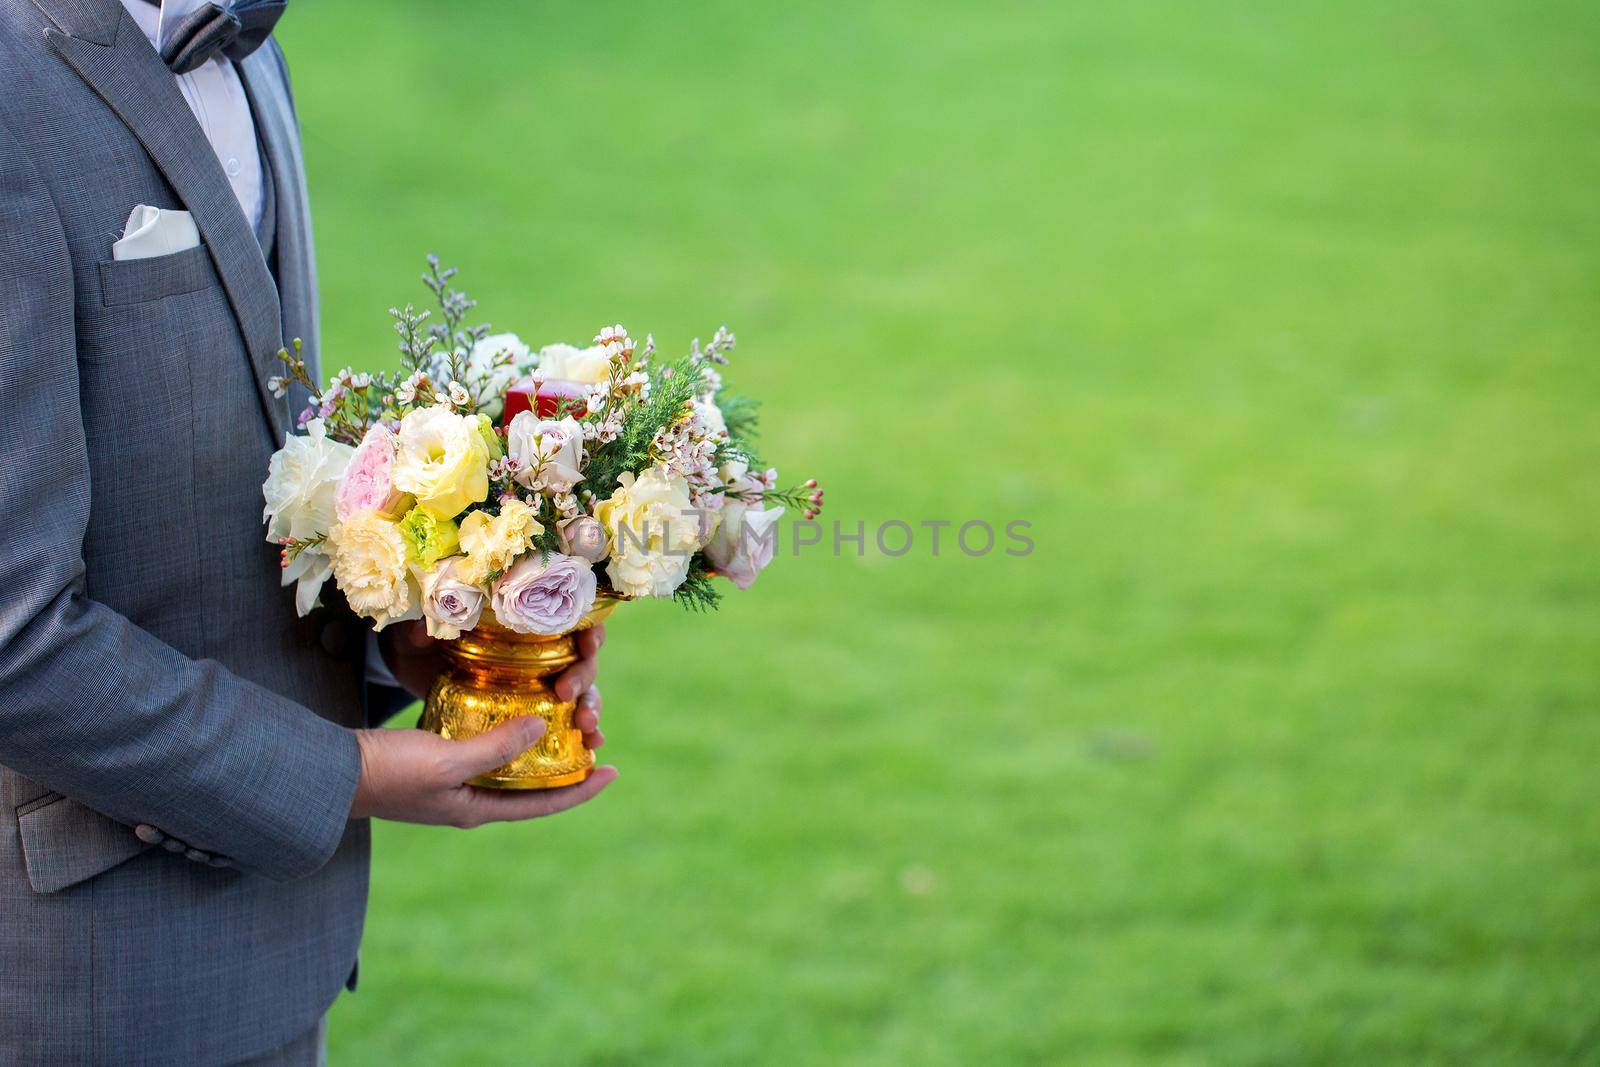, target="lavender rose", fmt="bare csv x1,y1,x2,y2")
419,556,487,640
491,552,597,636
